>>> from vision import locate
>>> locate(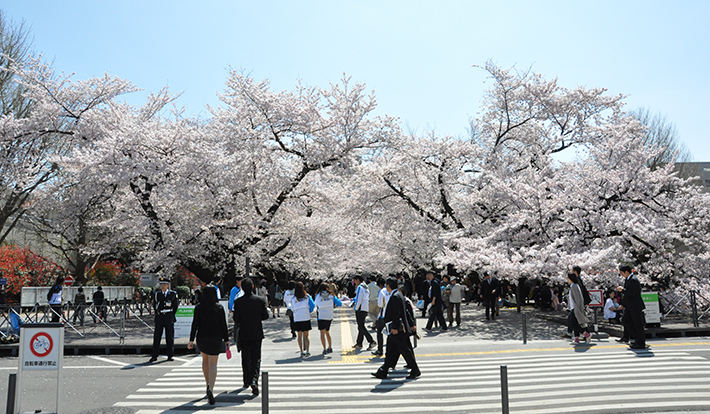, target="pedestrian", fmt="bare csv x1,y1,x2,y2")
187,286,229,405
424,272,447,331
617,265,646,349
255,280,268,300
72,286,86,326
481,272,499,321
291,281,315,357
149,277,179,363
604,290,621,323
191,287,202,305
314,282,342,354
233,277,269,395
352,275,377,350
268,281,283,318
47,276,64,323
283,281,297,338
448,277,465,327
368,276,380,330
372,278,420,379
92,286,105,323
567,273,592,345
372,278,390,357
